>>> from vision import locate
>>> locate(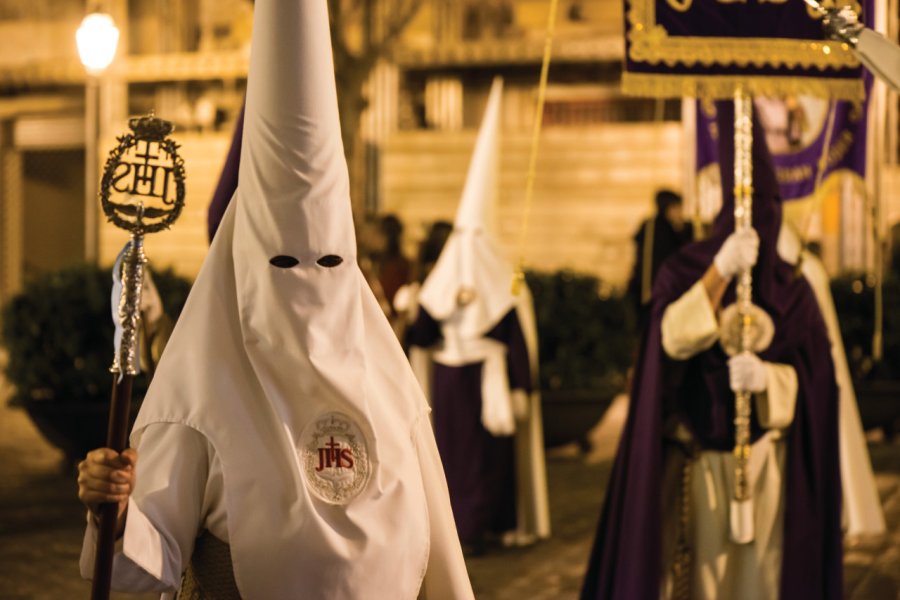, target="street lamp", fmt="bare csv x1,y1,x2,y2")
76,12,120,74
76,8,119,262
